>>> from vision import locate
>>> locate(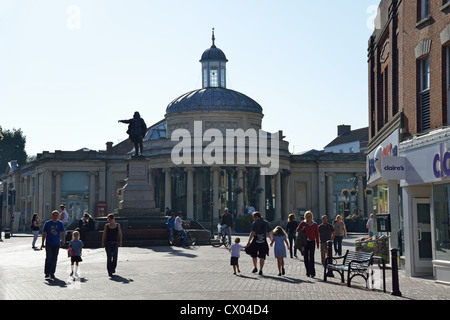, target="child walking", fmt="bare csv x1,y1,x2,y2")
68,231,84,277
229,237,244,275
270,226,290,276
